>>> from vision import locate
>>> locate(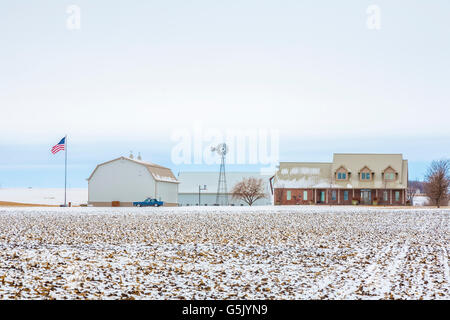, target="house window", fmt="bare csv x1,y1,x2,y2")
383,191,388,201
395,191,400,201
303,191,308,201
287,190,291,201
337,172,347,180
383,166,397,181
385,173,395,180
344,191,349,201
361,172,371,180
332,190,336,201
